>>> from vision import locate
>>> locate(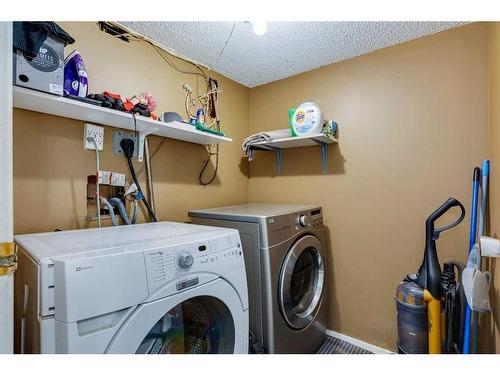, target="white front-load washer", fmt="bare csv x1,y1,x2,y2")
14,222,248,354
